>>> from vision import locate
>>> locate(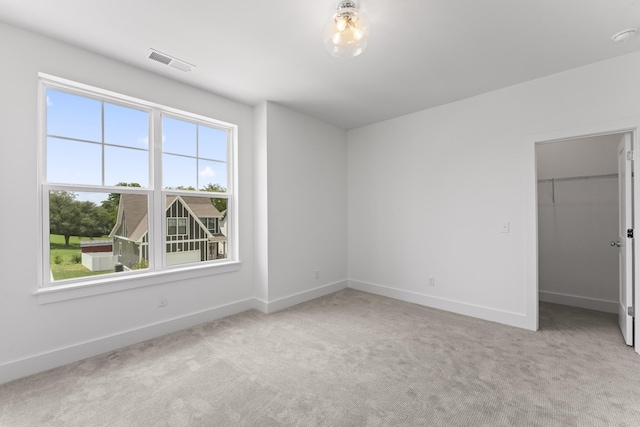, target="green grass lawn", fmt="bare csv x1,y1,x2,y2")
50,235,112,281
